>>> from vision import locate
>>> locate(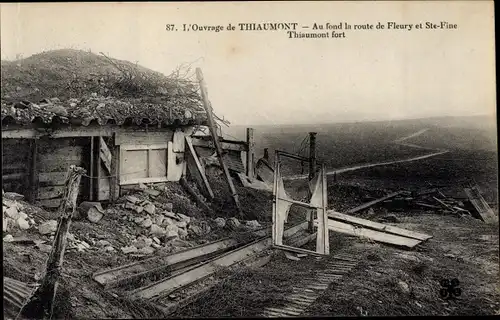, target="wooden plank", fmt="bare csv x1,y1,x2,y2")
110,142,120,201
90,136,95,201
93,236,255,287
256,159,274,185
323,220,422,248
129,222,308,300
185,136,214,199
36,199,62,208
191,138,247,152
3,172,25,181
121,143,169,151
464,187,497,224
328,211,432,241
346,191,404,214
2,129,38,139
37,186,66,200
246,128,255,178
38,172,67,185
120,177,169,186
115,131,173,146
99,137,112,174
196,68,242,215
